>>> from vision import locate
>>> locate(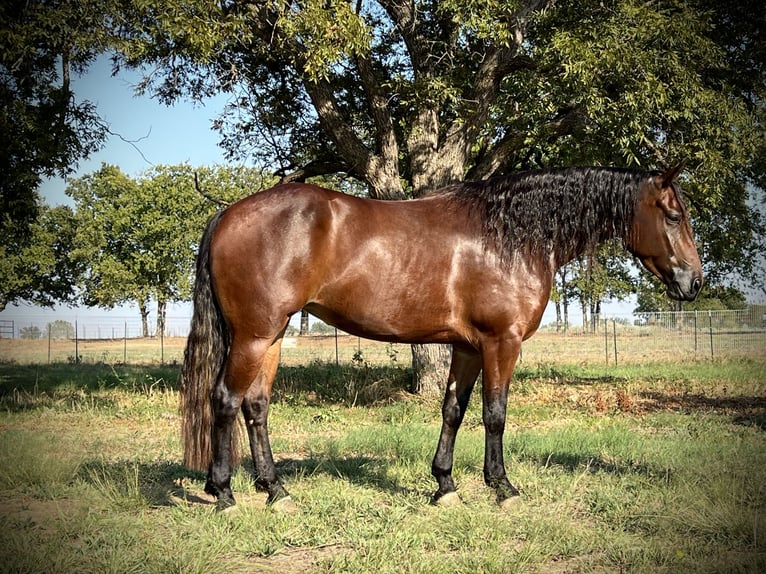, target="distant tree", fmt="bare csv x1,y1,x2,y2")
19,326,42,340
48,320,75,339
192,165,277,207
550,268,571,331
635,278,749,313
68,165,151,334
565,243,635,331
68,163,271,334
685,286,748,312
310,321,335,335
